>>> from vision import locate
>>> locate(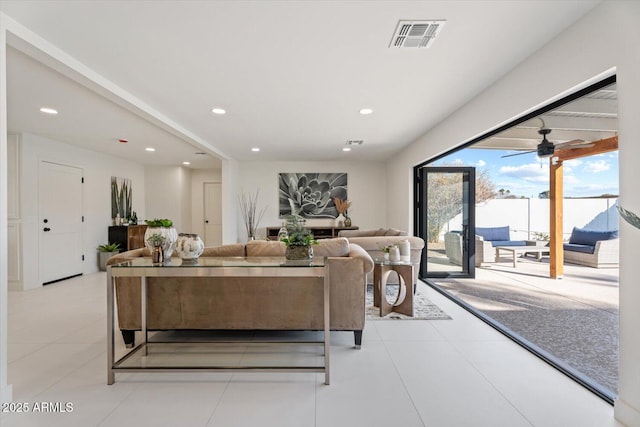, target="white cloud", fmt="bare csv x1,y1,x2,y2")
563,159,582,174
476,160,486,167
499,163,549,183
451,158,464,166
564,175,580,184
582,159,610,173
